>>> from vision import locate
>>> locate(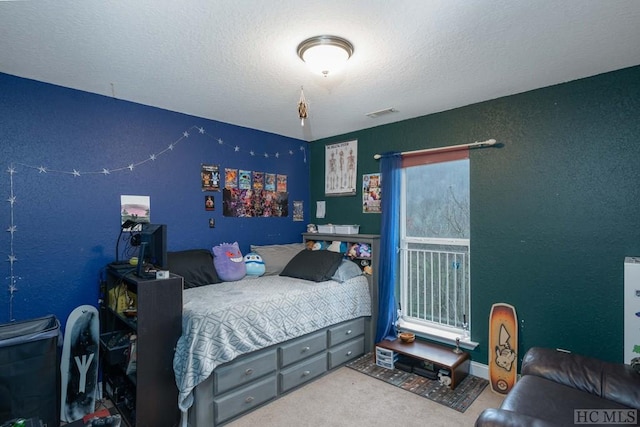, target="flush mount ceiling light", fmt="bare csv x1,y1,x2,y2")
297,35,354,77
